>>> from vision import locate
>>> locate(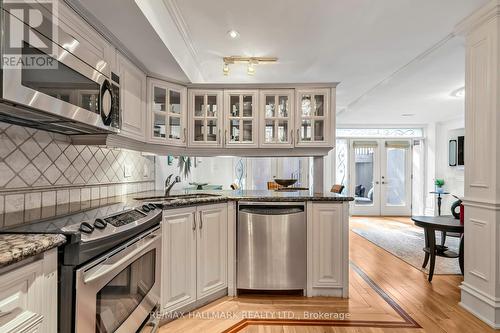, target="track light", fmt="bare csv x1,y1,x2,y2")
223,62,229,76
221,56,277,76
247,62,255,76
